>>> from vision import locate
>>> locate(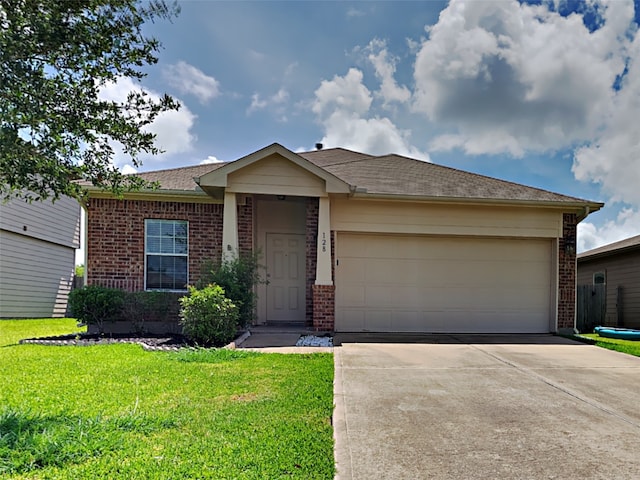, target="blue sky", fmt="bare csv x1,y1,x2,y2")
101,0,640,254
